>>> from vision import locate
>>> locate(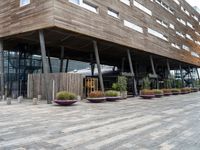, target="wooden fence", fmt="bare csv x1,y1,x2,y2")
27,73,84,100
